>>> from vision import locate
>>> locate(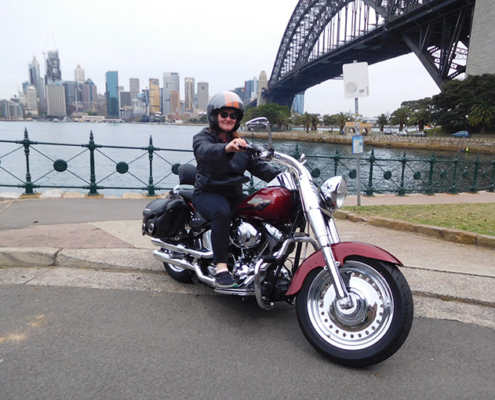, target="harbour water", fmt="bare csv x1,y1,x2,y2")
1,121,493,196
